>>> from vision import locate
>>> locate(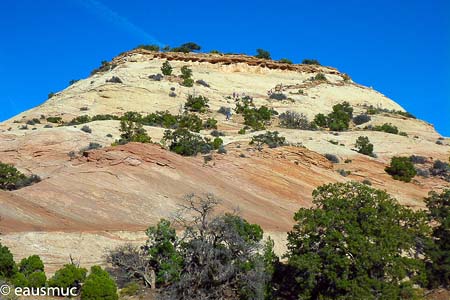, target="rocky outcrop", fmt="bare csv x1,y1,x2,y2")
0,49,448,273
